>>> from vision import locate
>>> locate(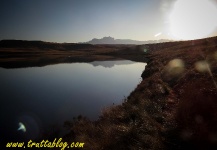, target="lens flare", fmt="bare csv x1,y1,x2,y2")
166,59,185,76
18,122,26,132
154,32,162,37
195,61,209,72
